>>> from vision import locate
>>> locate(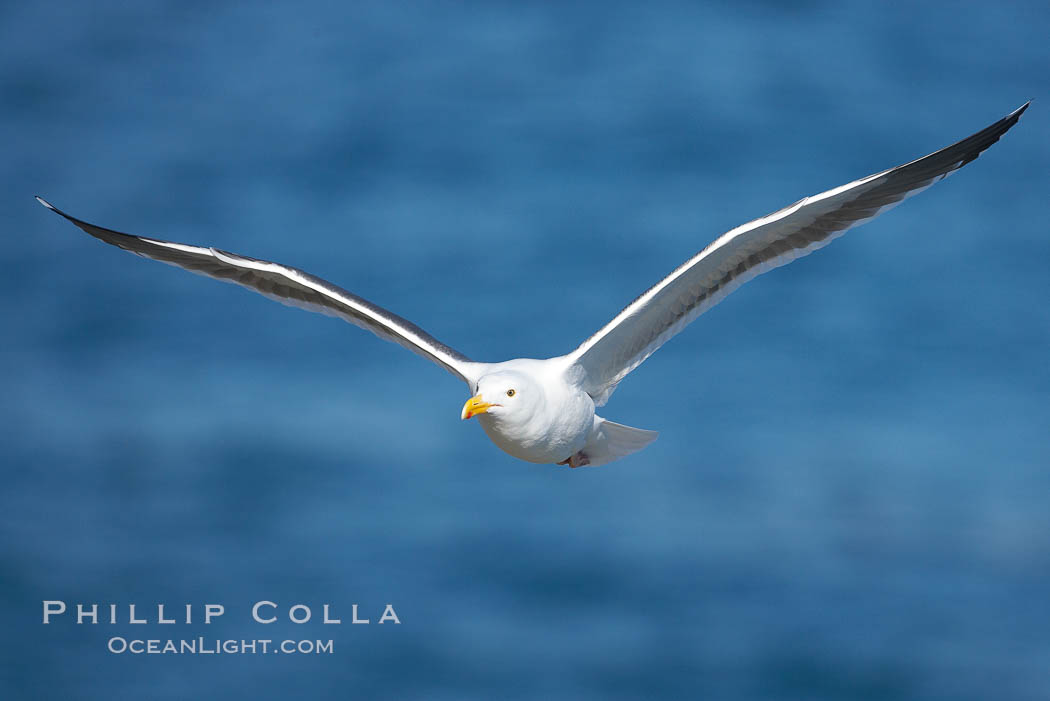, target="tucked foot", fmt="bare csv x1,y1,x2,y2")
557,451,590,468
